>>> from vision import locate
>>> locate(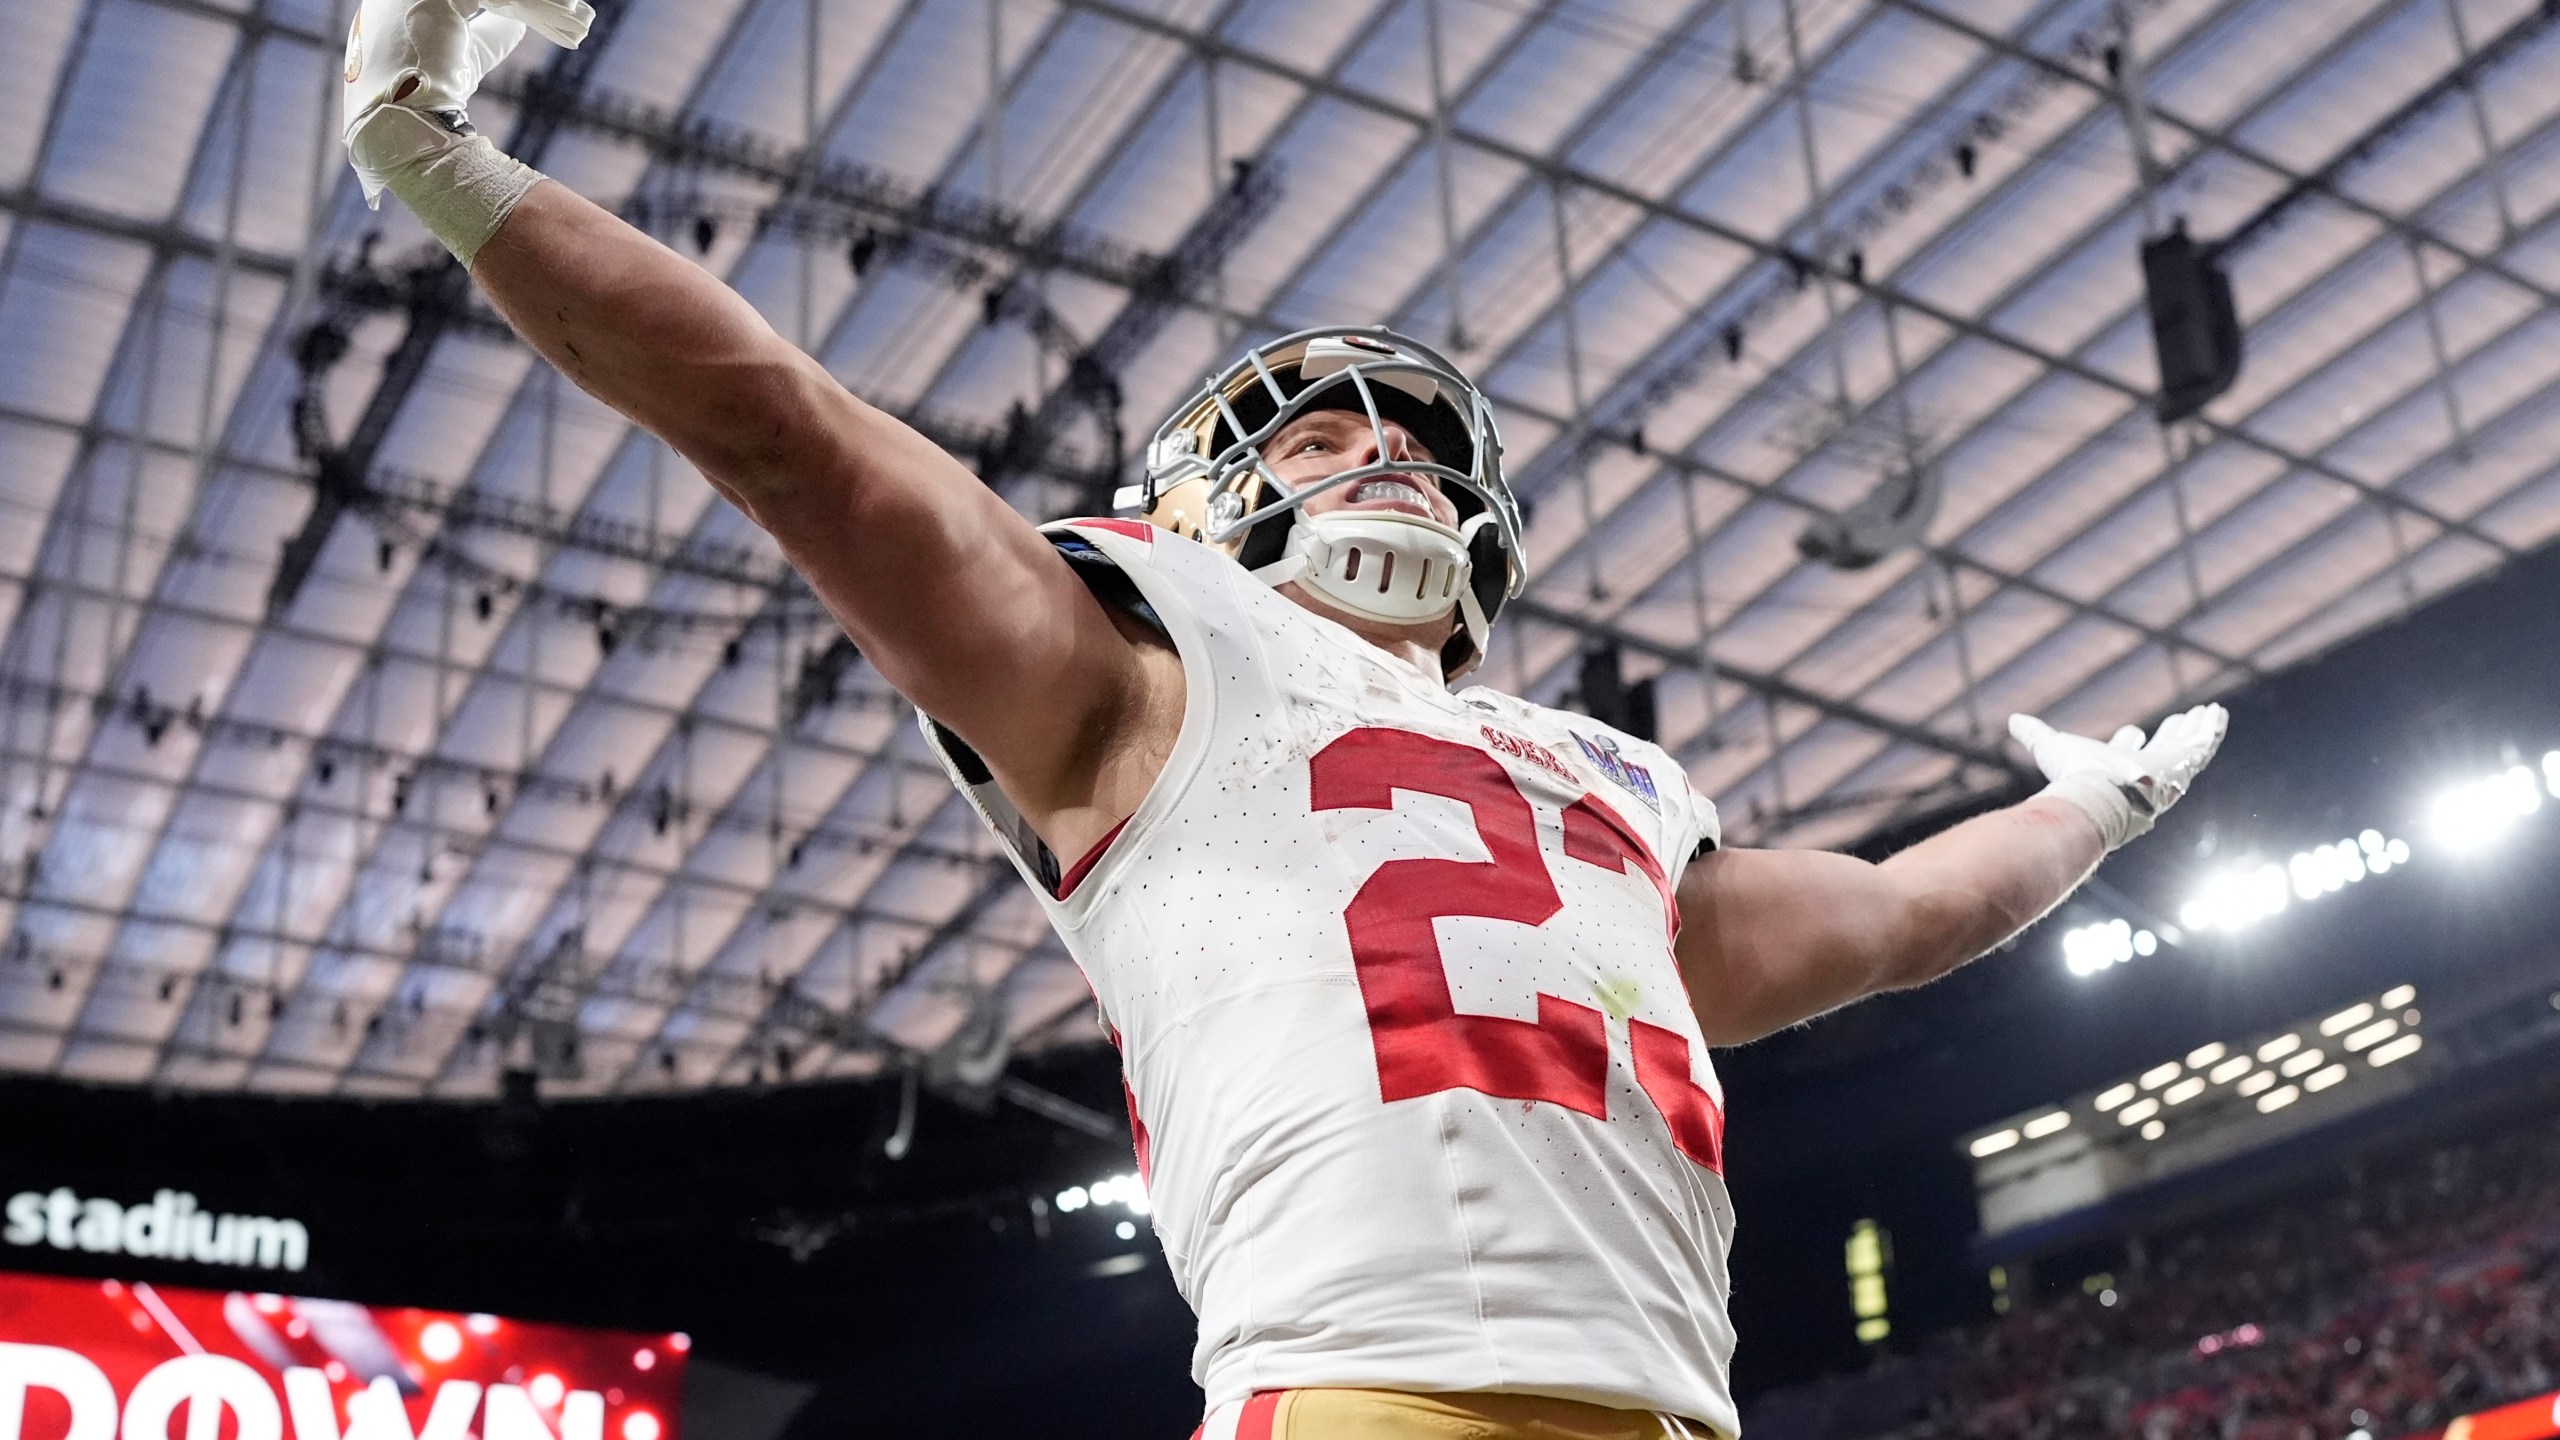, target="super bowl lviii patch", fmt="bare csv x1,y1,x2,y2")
1571,730,1660,813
